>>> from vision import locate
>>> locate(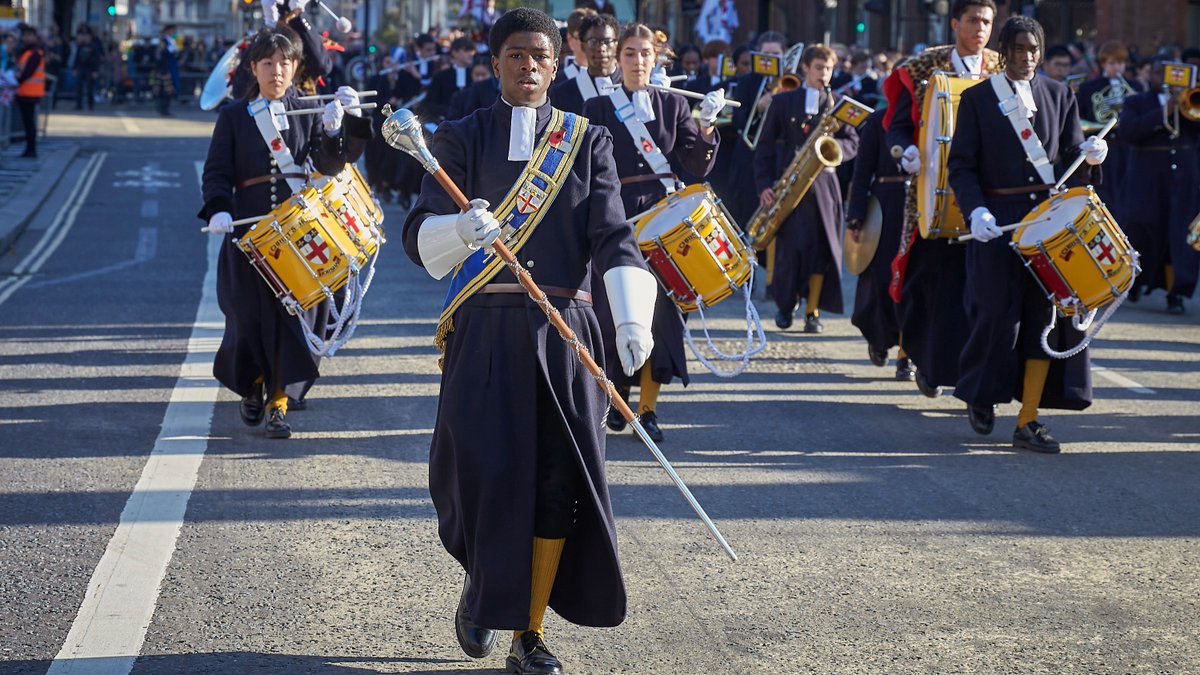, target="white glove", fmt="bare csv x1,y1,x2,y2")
615,323,654,377
900,144,921,175
288,0,305,11
649,69,671,88
455,198,501,248
969,207,1002,243
322,99,344,135
698,87,726,128
261,0,279,28
334,85,361,117
1080,135,1108,165
207,211,233,235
